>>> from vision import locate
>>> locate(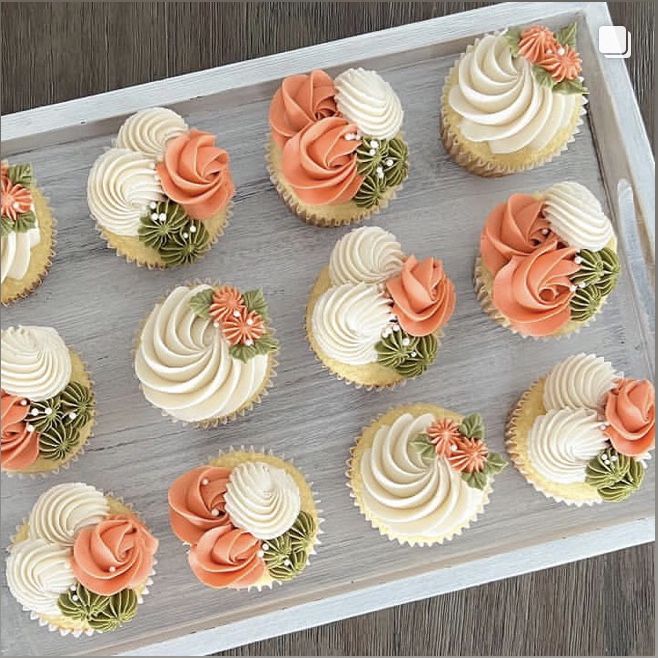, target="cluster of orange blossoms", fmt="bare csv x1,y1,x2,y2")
1,163,33,223
426,418,489,474
208,286,266,346
517,25,582,83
